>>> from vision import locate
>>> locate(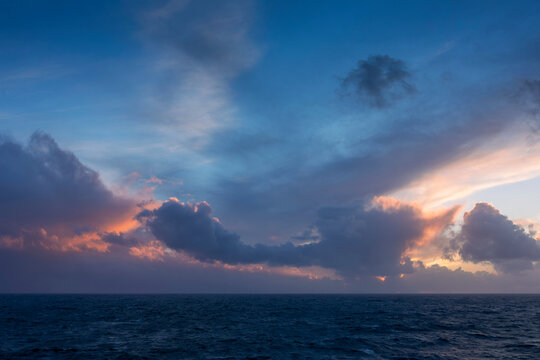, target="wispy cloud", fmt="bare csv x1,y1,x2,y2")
137,0,259,149
390,124,540,207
